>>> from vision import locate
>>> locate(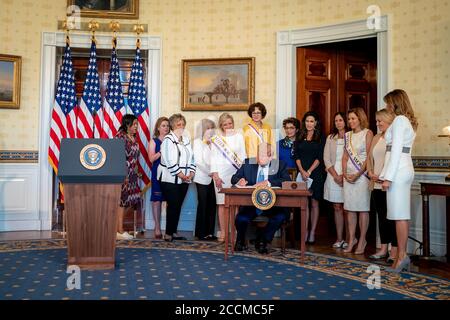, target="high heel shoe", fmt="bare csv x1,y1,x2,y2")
369,252,388,260
307,232,315,244
354,240,367,255
386,256,411,273
343,238,358,253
